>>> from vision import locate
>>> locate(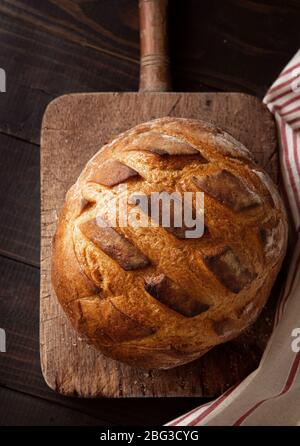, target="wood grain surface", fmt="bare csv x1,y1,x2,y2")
41,91,279,397
0,0,299,425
